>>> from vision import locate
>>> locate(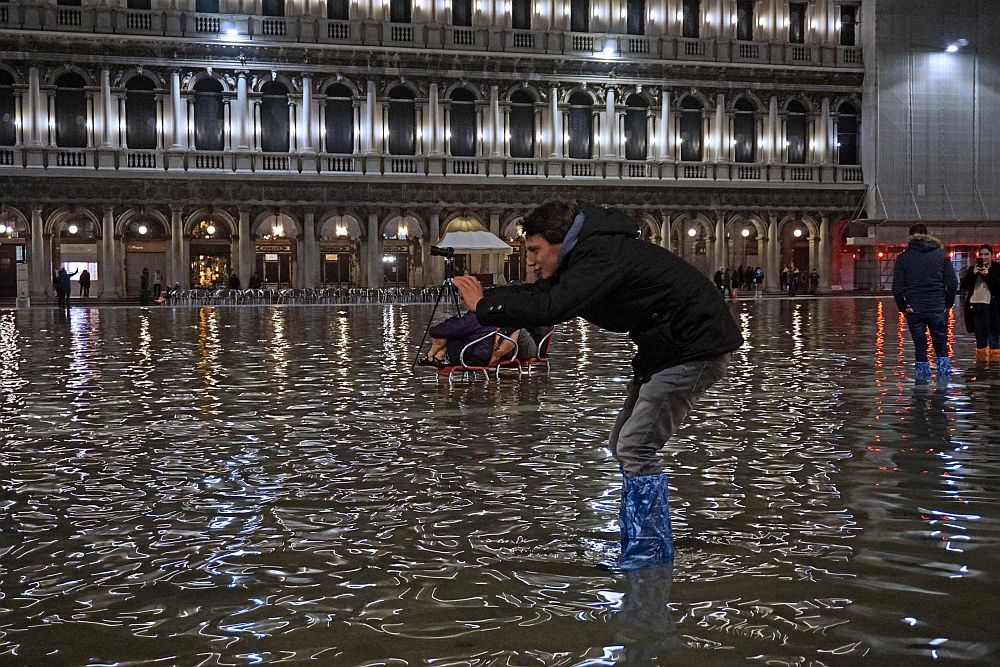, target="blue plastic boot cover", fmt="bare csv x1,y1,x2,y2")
936,357,952,378
914,361,932,381
618,471,674,570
